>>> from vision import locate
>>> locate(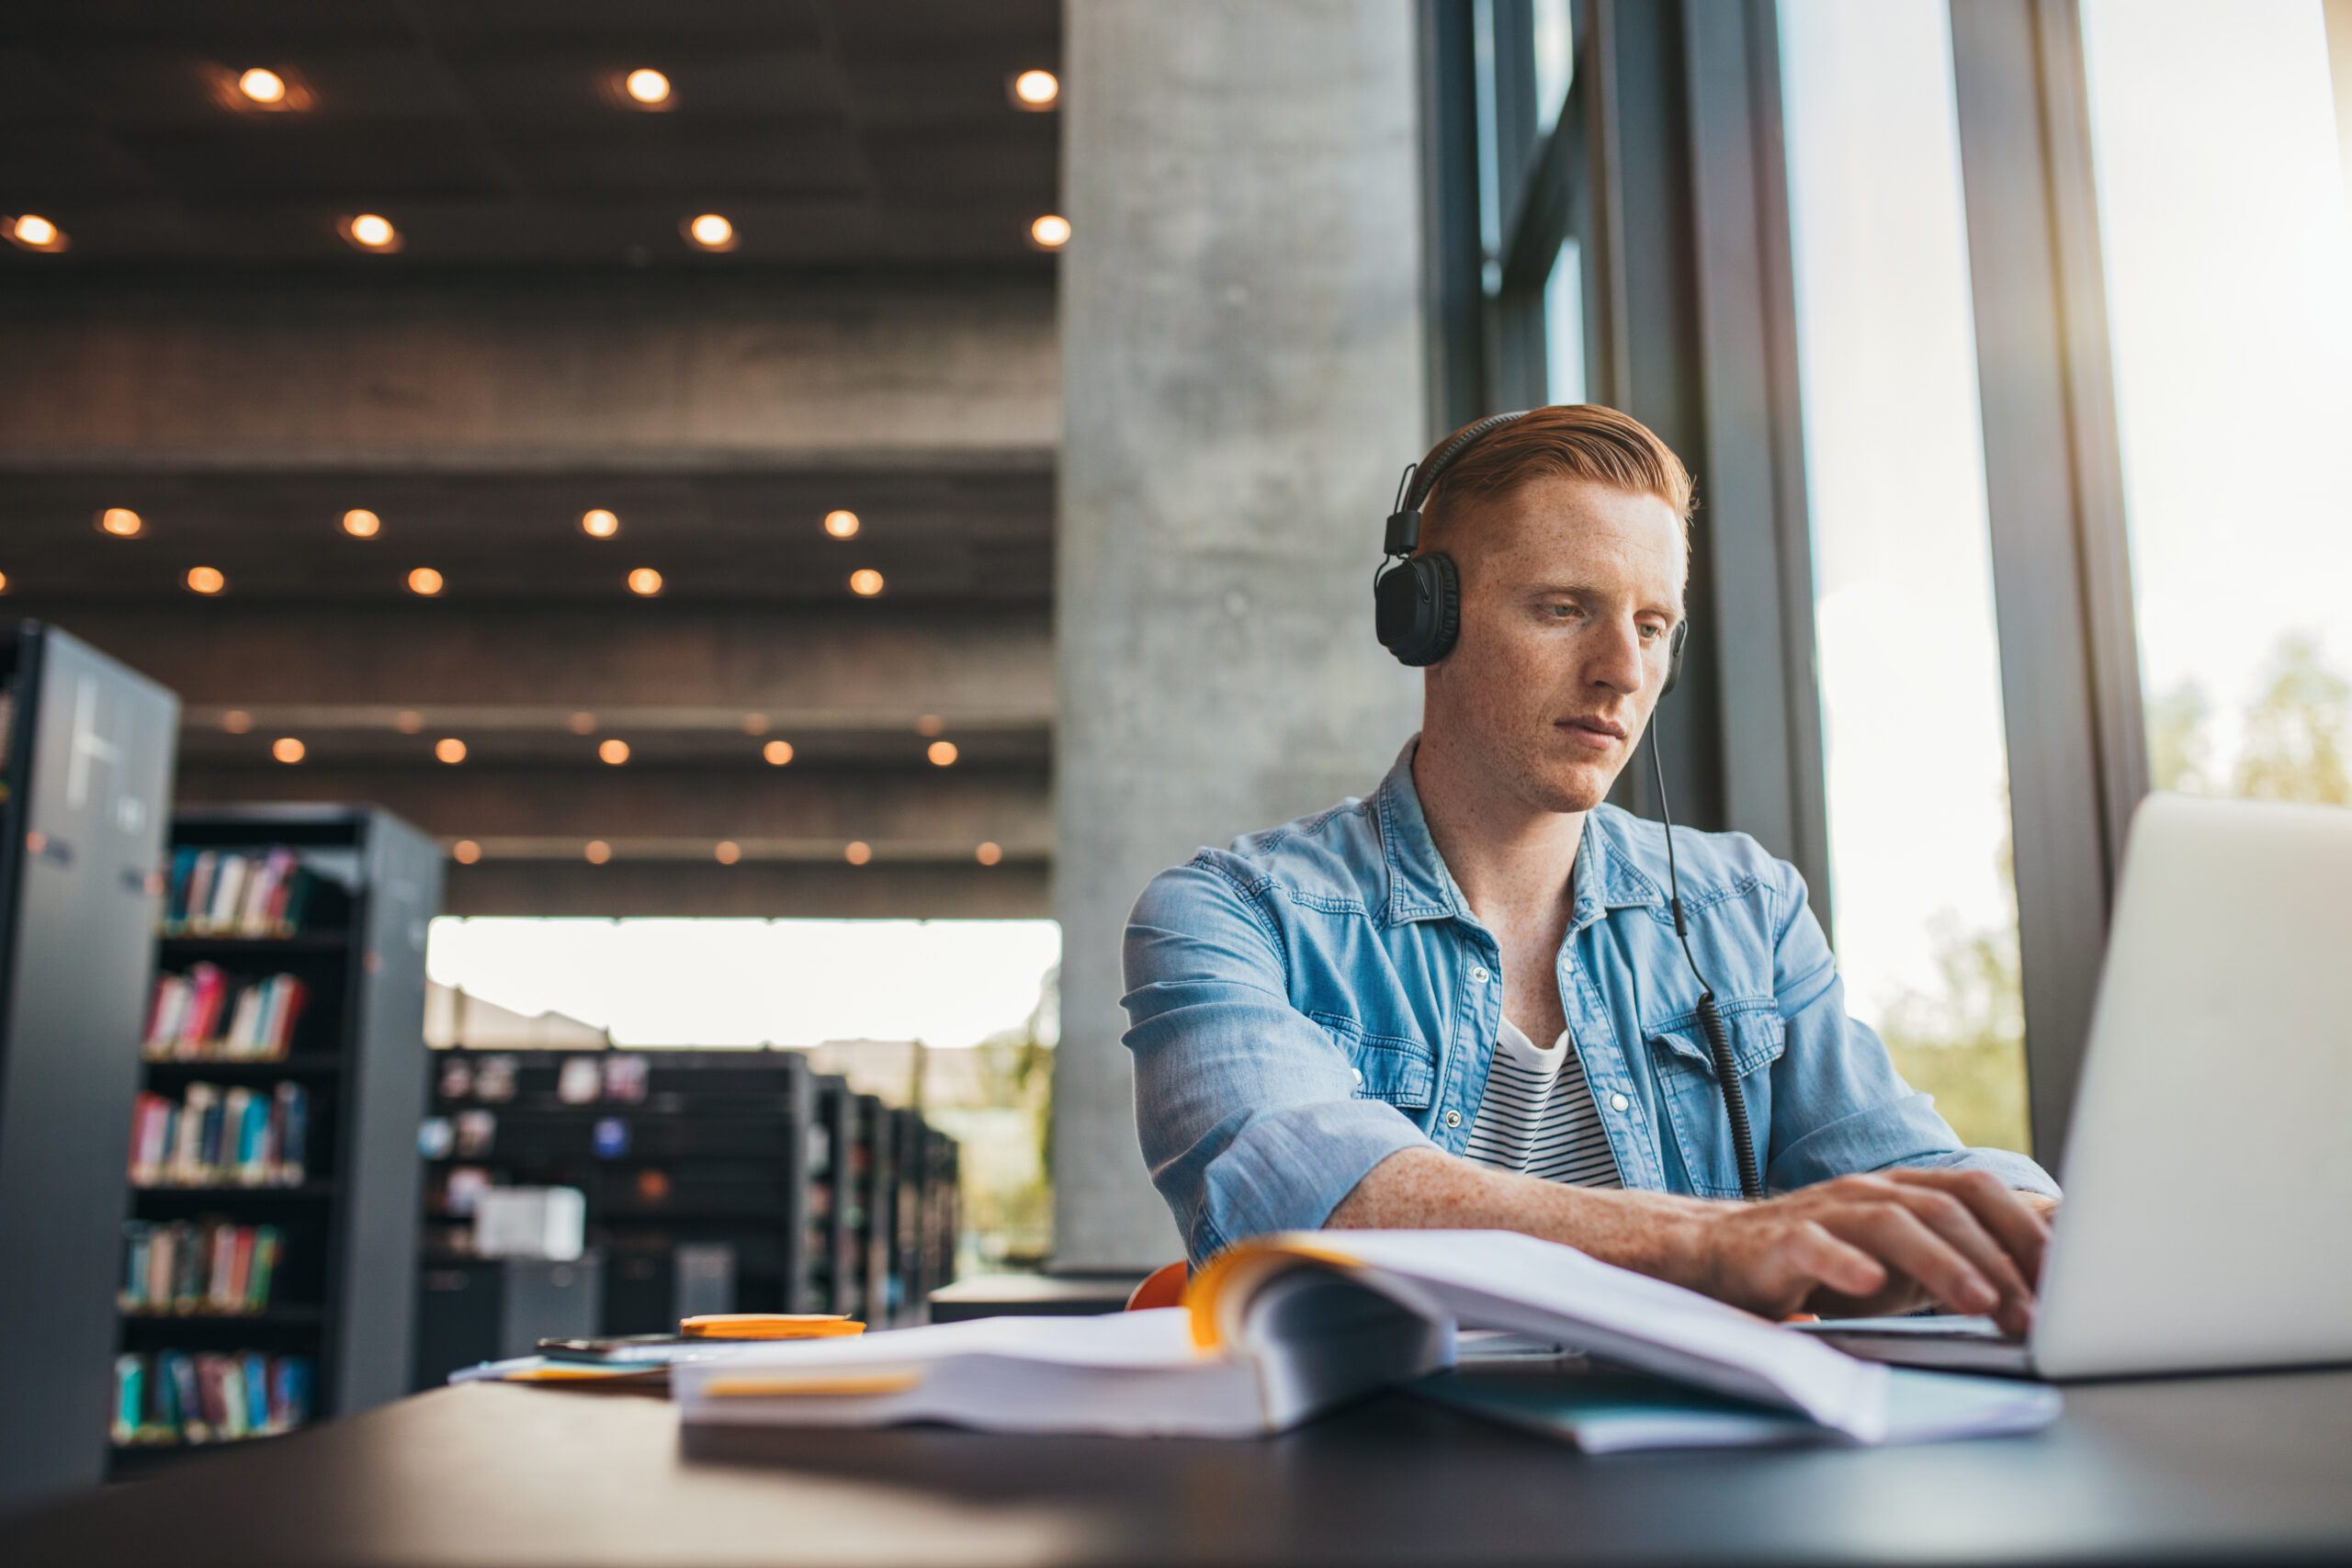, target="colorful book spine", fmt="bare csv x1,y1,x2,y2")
130,1081,308,1189
144,970,308,1061
160,847,316,938
110,1352,314,1447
